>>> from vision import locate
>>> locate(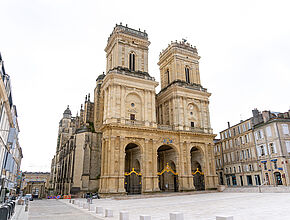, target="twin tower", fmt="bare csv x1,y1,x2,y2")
51,23,217,197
